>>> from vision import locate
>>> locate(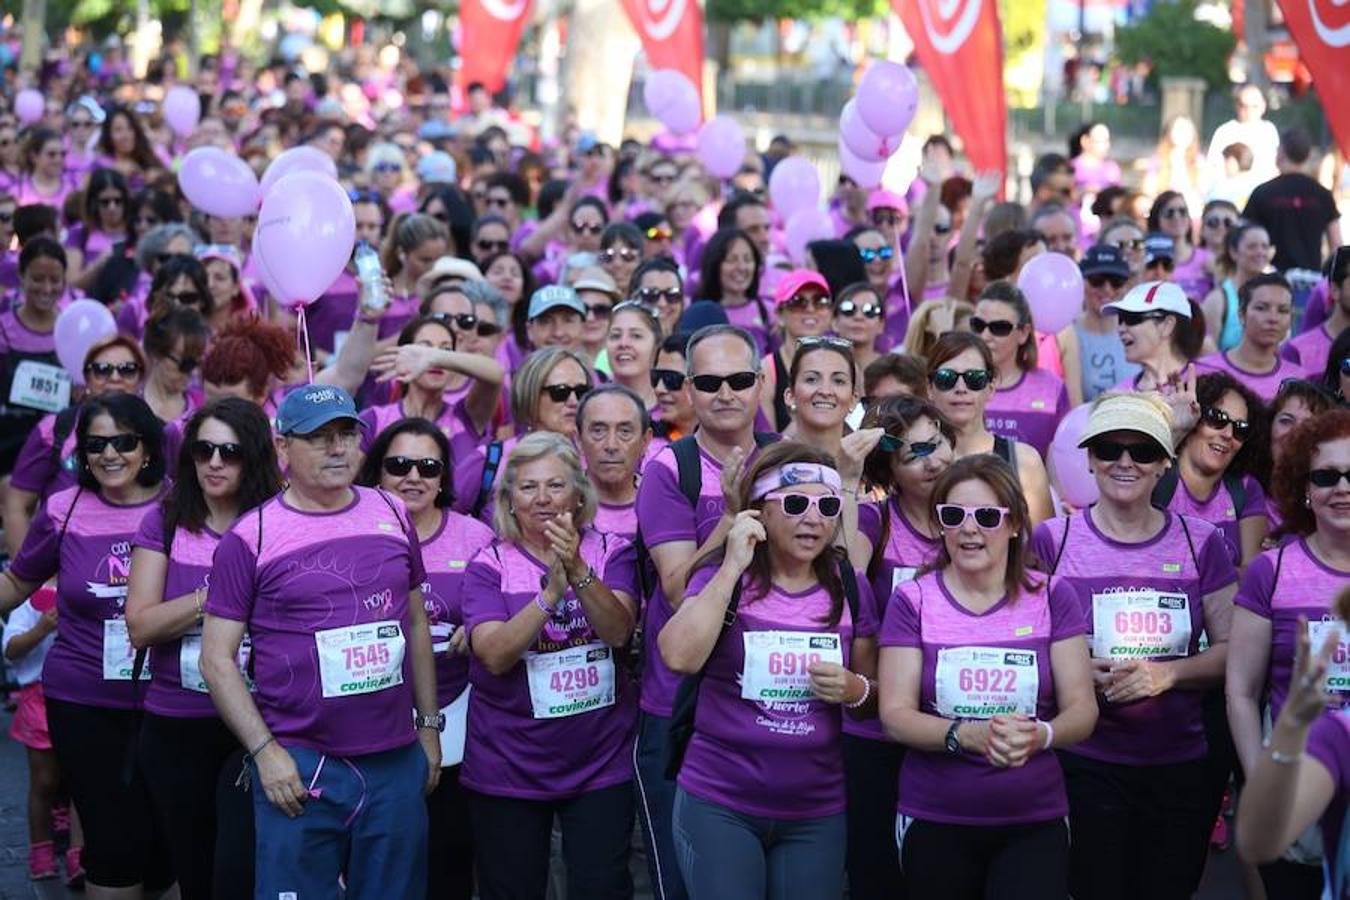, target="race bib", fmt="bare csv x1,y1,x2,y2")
891,566,918,593
180,631,253,693
9,360,71,414
740,630,844,702
314,621,405,698
102,619,147,681
1309,620,1350,695
524,642,615,719
934,646,1039,719
429,621,455,656
1091,590,1192,660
